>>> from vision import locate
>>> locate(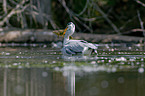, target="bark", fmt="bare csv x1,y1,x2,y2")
0,29,143,43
